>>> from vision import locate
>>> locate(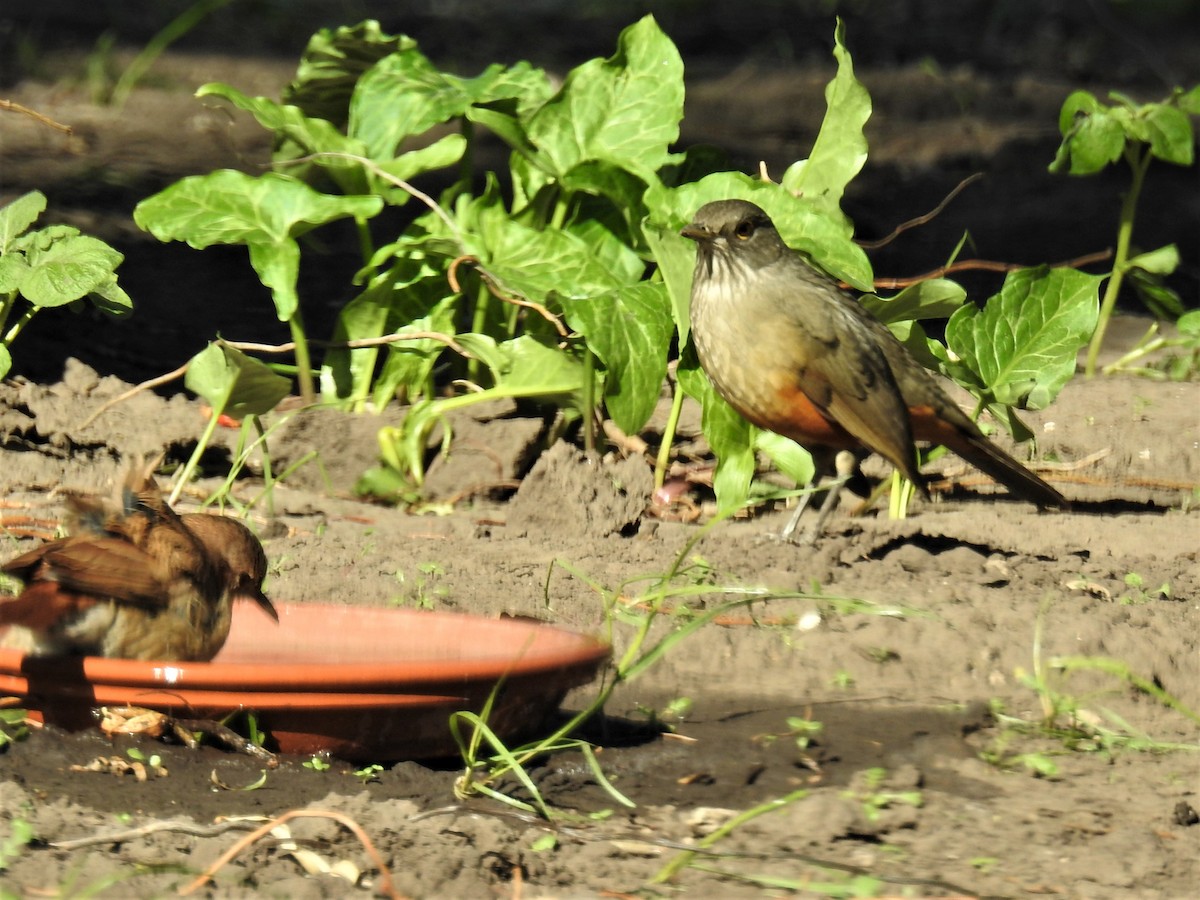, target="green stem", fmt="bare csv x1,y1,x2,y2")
581,347,596,455
288,312,315,404
652,788,811,883
170,405,223,506
2,304,36,346
654,379,686,490
252,415,275,519
549,193,570,231
468,275,490,383
354,218,374,266
1085,145,1152,378
0,292,14,336
458,116,475,196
